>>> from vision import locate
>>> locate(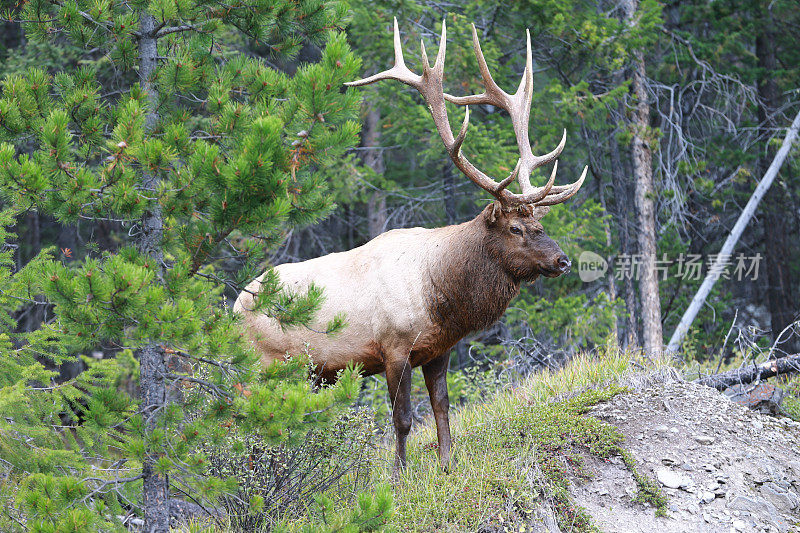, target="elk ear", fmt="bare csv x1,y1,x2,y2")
531,205,550,220
485,202,502,225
